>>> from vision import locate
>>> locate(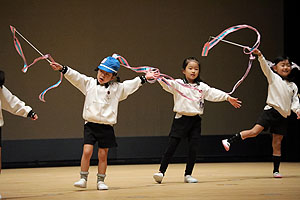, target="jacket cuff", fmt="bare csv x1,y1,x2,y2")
59,66,68,74
139,75,147,84
27,110,36,119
